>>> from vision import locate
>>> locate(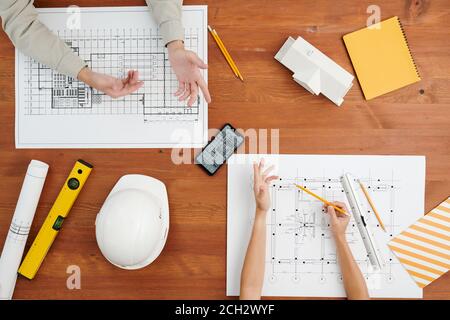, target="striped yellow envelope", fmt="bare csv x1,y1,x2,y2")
388,197,450,288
